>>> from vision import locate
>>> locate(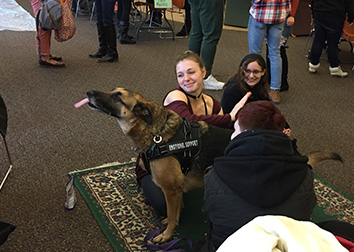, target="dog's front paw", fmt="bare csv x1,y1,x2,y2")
153,231,172,243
